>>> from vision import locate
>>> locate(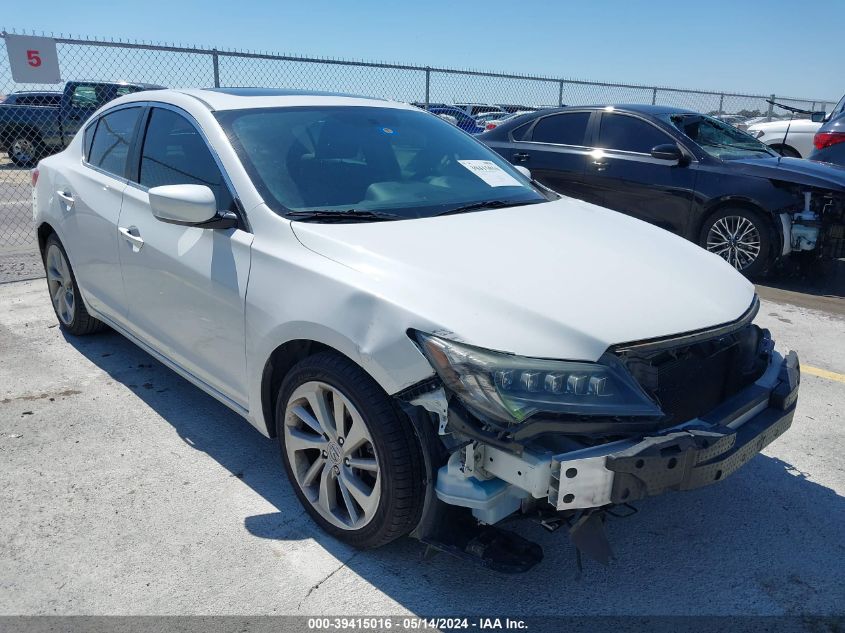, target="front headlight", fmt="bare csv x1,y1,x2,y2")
414,332,662,425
